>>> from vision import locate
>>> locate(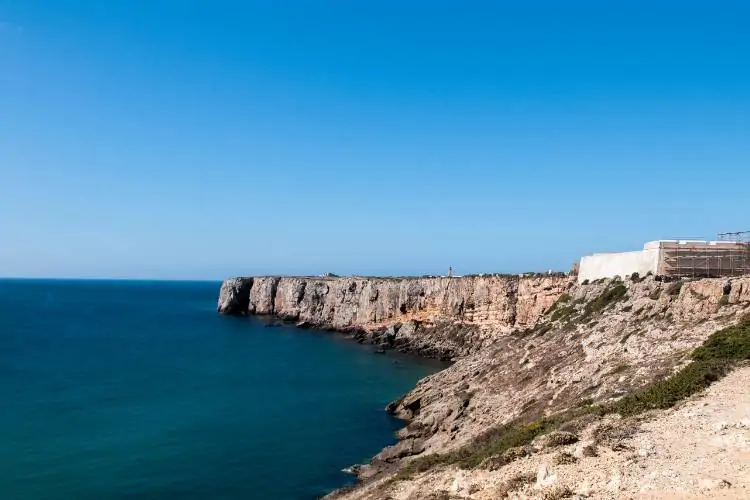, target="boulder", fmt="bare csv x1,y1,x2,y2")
536,463,557,487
